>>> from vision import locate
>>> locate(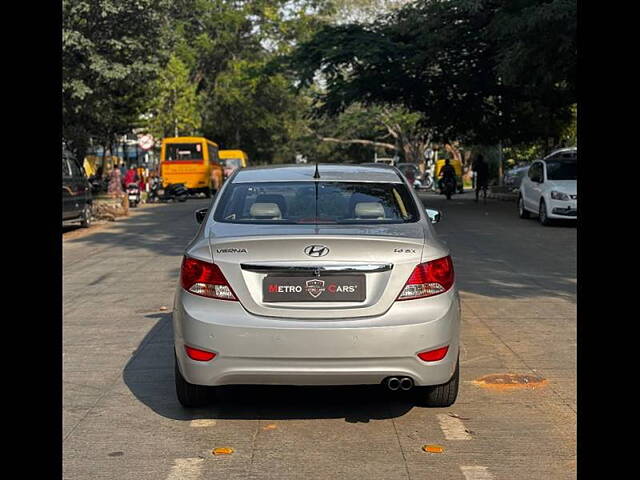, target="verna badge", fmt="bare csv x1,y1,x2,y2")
305,279,326,298
304,245,329,257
